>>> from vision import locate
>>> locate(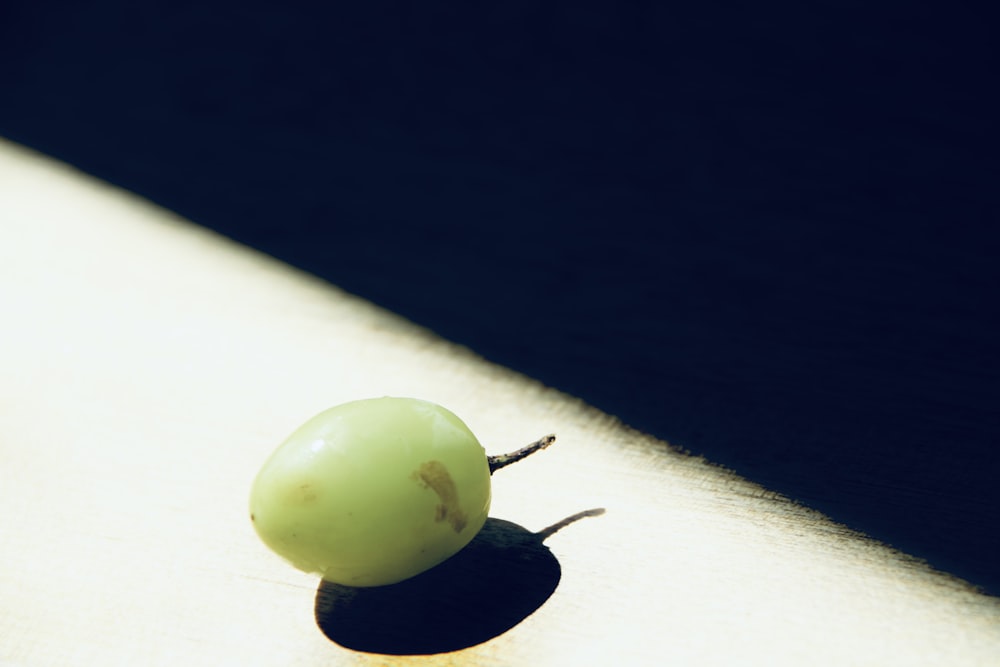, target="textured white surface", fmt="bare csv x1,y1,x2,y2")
1,137,998,666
